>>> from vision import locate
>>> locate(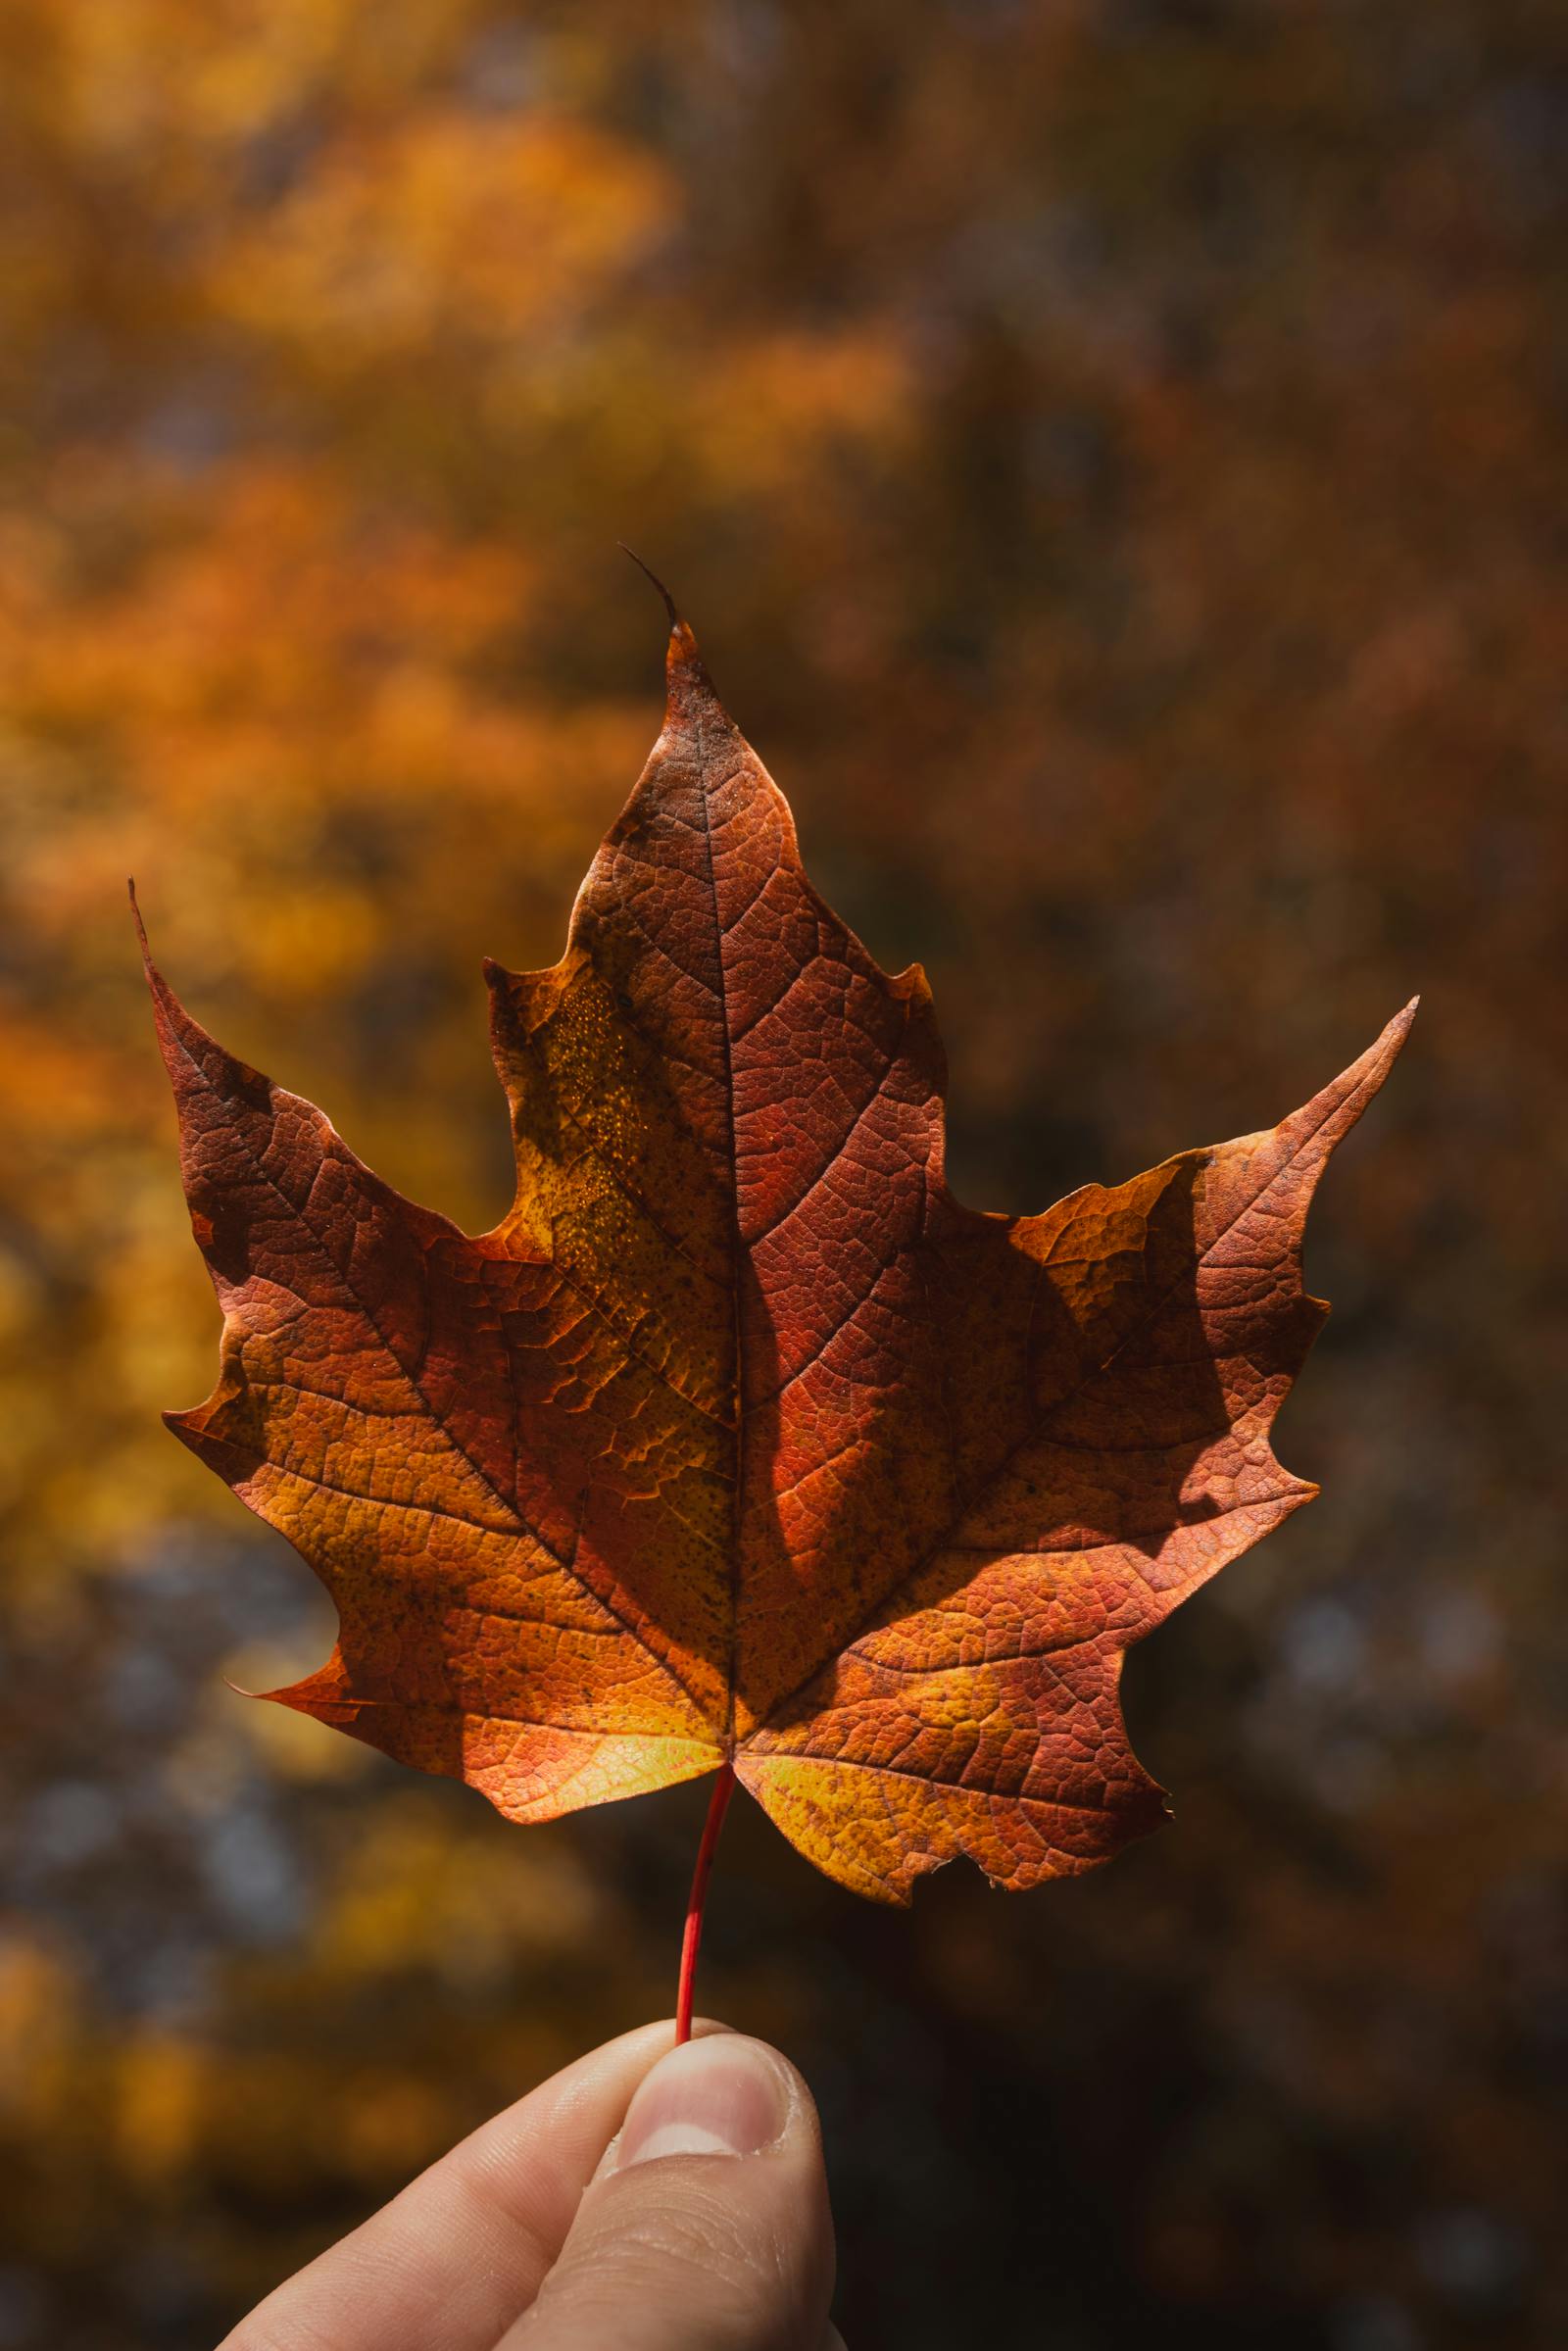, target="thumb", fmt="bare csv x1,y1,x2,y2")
498,2030,837,2351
